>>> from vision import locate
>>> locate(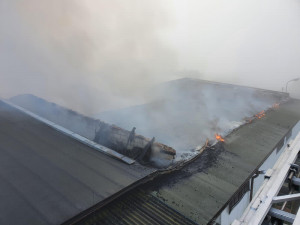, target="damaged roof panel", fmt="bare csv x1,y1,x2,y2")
153,99,300,224
95,78,288,153
74,98,300,225
53,79,298,225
